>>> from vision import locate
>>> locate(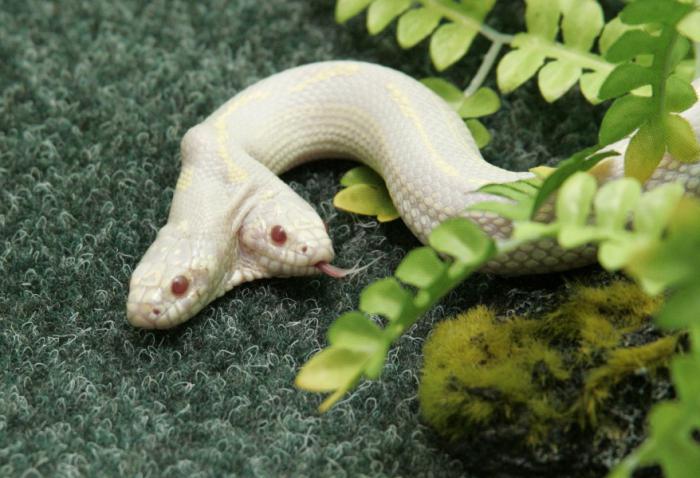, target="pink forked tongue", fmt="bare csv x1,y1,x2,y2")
315,261,351,278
